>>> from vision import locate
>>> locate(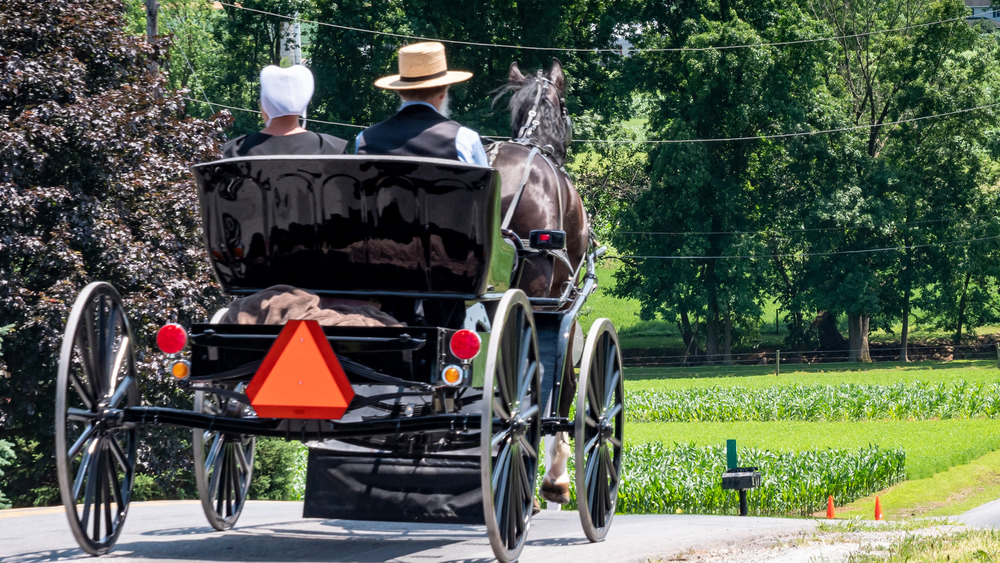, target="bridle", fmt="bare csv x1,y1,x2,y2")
513,70,572,147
